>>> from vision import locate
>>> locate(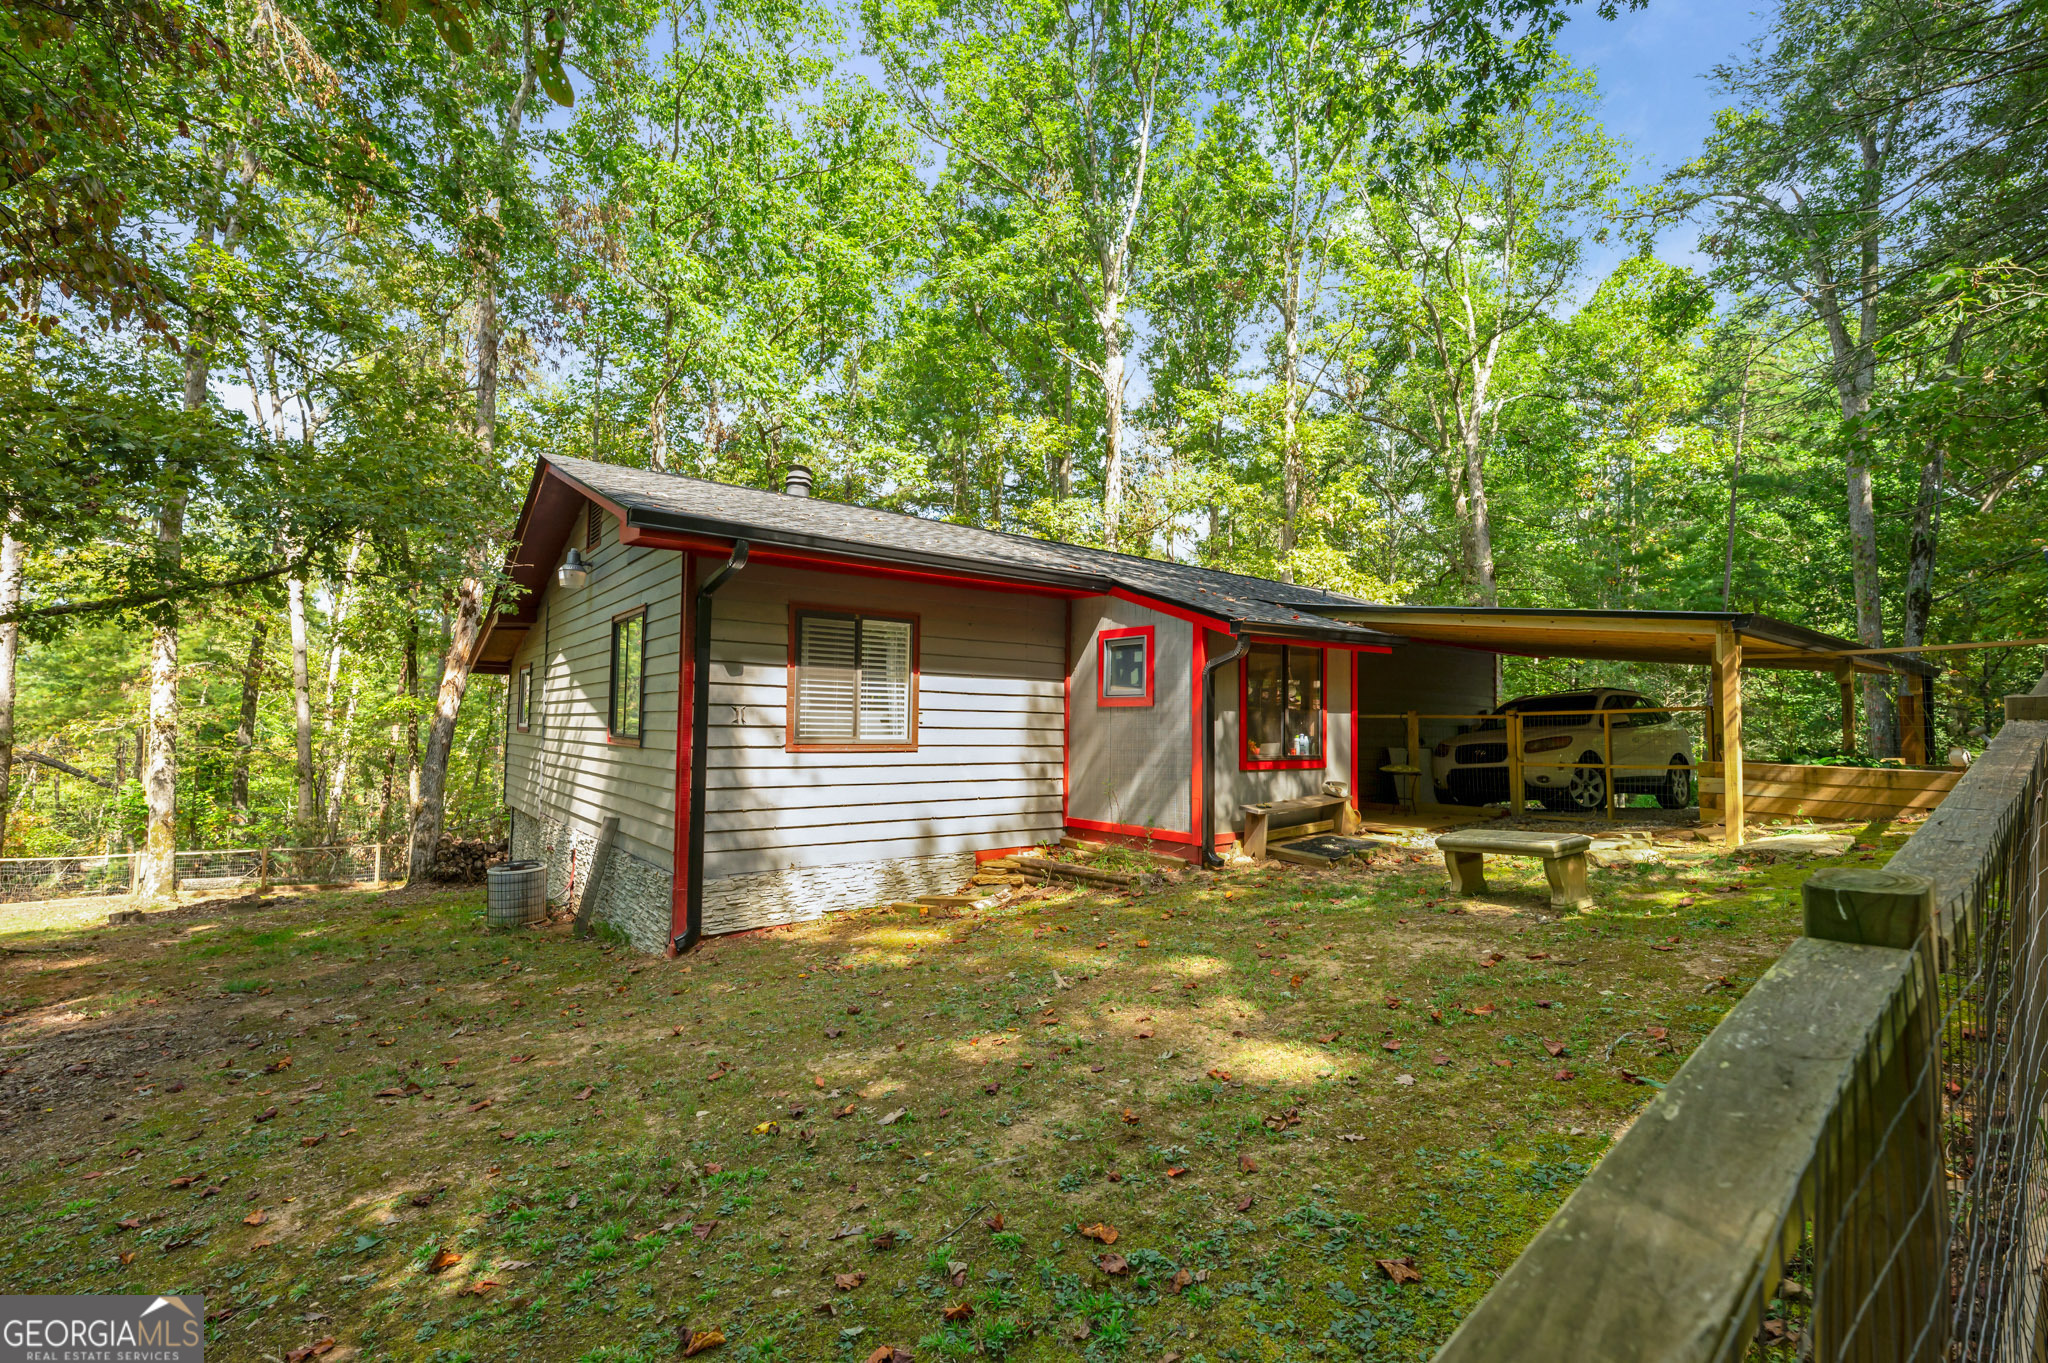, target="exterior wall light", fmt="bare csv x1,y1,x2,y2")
558,547,591,590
